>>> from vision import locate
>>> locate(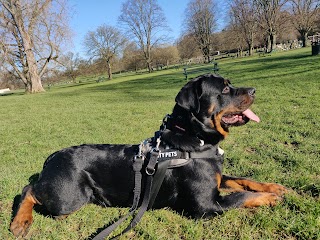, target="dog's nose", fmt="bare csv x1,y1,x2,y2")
248,88,256,97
